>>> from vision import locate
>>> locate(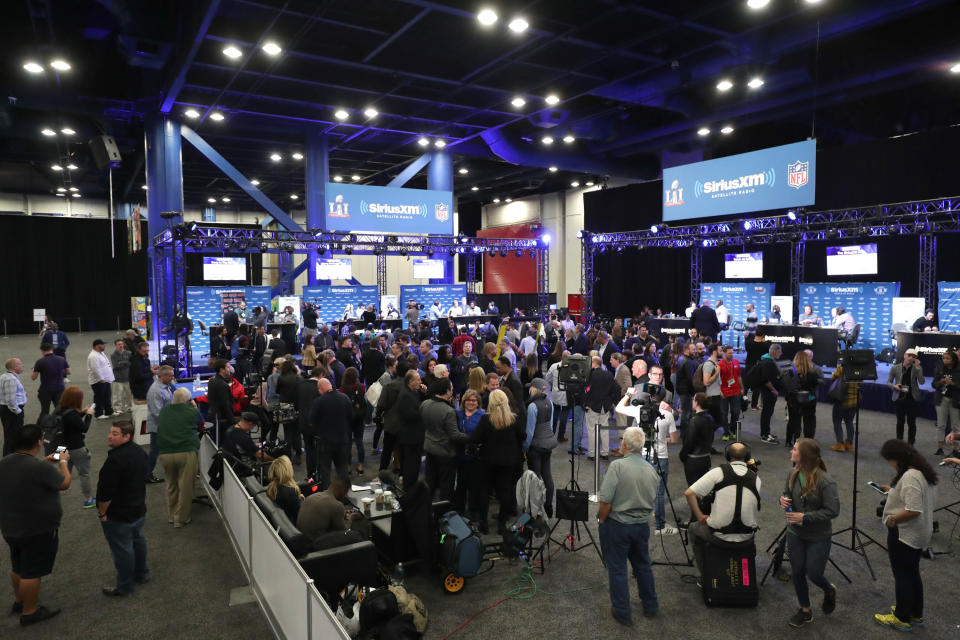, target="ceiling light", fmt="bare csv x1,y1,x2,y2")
184,109,200,119
51,164,63,171
493,198,501,203
290,194,299,200
804,0,823,3
262,41,282,56
222,46,242,59
562,135,575,144
68,187,78,192
585,181,595,186
333,175,343,182
61,128,75,136
570,181,580,188
747,0,770,8
471,186,479,191
716,79,734,92
41,128,56,136
351,175,361,181
57,187,66,193
250,179,260,186
508,17,529,33
477,9,498,25
24,61,44,73
697,127,711,136
363,107,378,118
208,112,224,121
720,125,735,134
418,137,430,147
334,109,349,120
141,185,148,190
207,197,216,203
545,94,560,105
542,136,554,145
504,198,512,203
49,59,71,71
458,168,469,175
55,193,65,197
748,77,765,89
548,166,558,172
71,193,80,198
66,163,77,170
951,62,960,74
511,96,526,108
434,139,446,148
270,153,282,162
221,197,231,203
292,152,303,160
